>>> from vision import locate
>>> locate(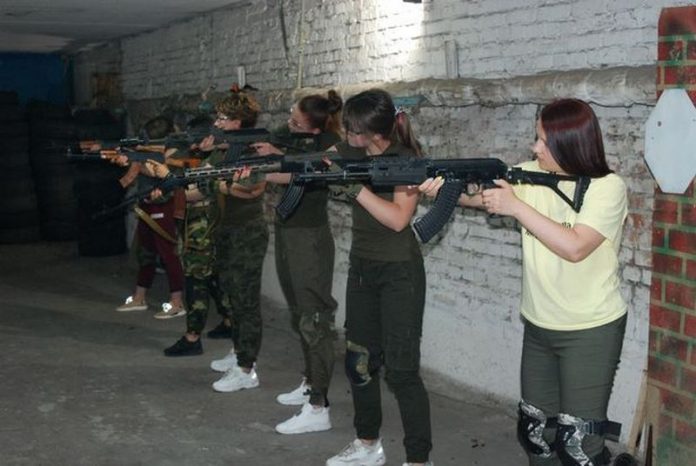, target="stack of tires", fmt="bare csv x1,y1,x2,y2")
72,109,127,256
0,91,41,243
28,100,79,240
